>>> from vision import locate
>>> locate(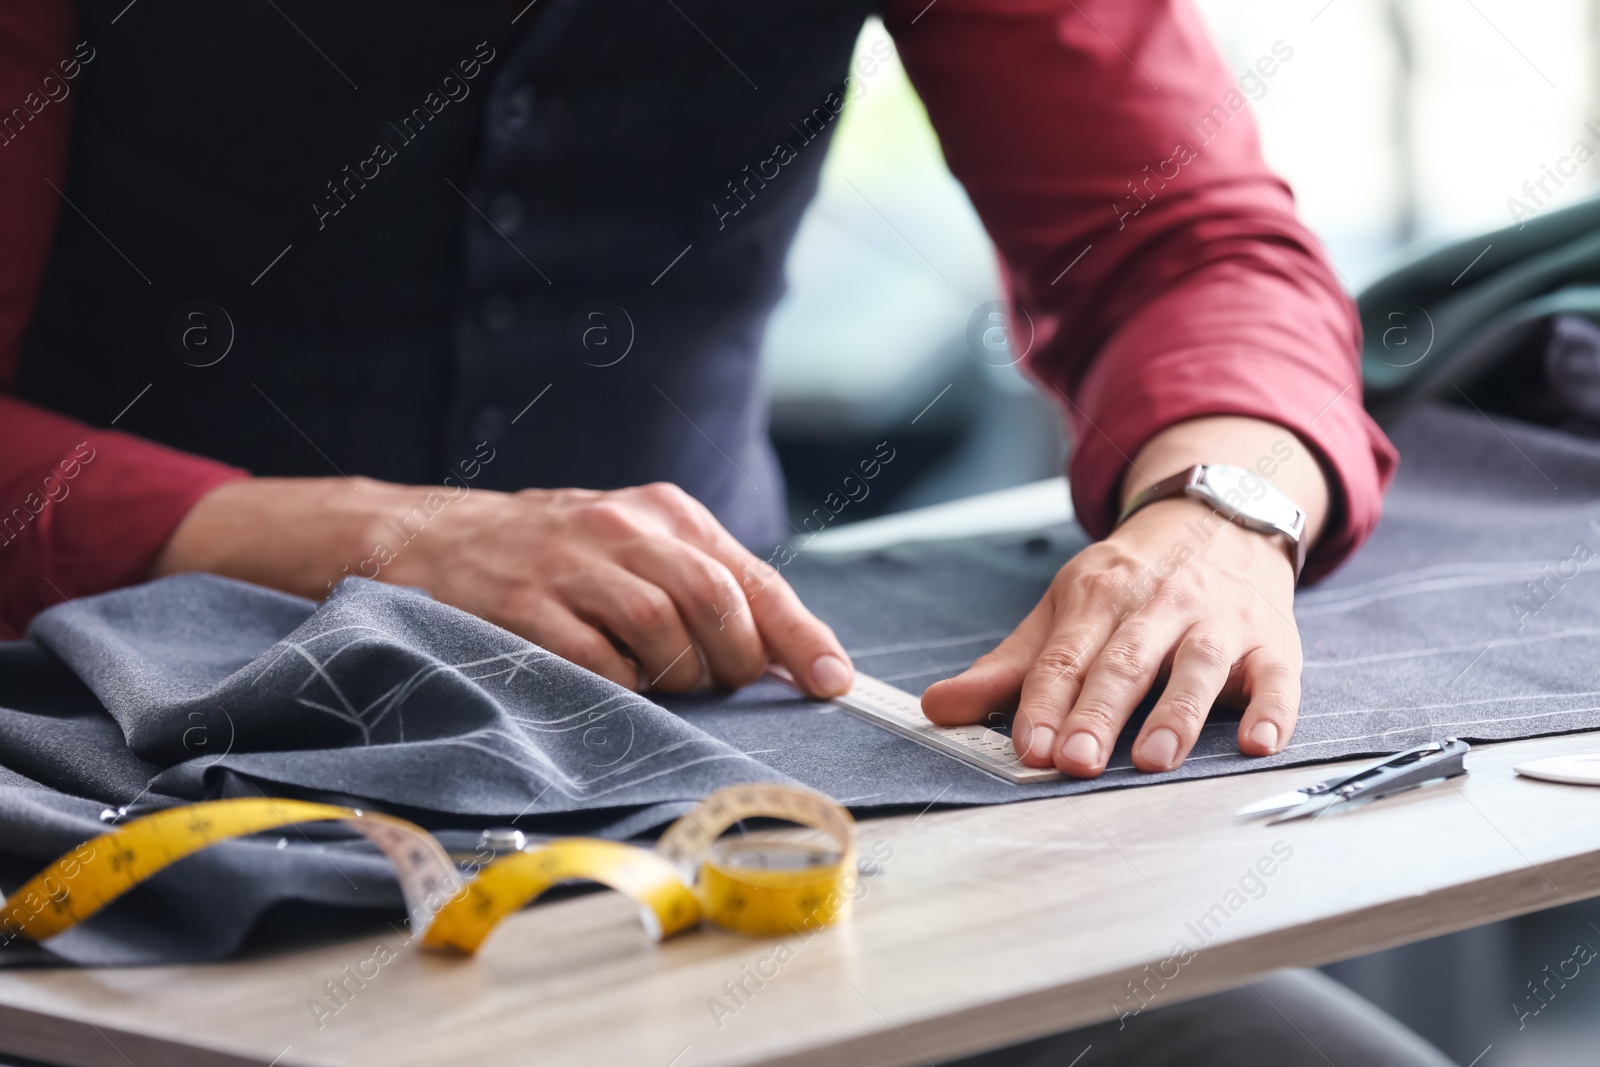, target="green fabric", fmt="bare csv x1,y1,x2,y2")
1360,194,1600,423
